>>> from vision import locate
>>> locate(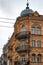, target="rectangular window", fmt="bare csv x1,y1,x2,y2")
21,41,26,46
21,26,26,32
37,41,41,47
21,56,26,63
32,40,35,47
37,28,41,35
31,27,35,34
